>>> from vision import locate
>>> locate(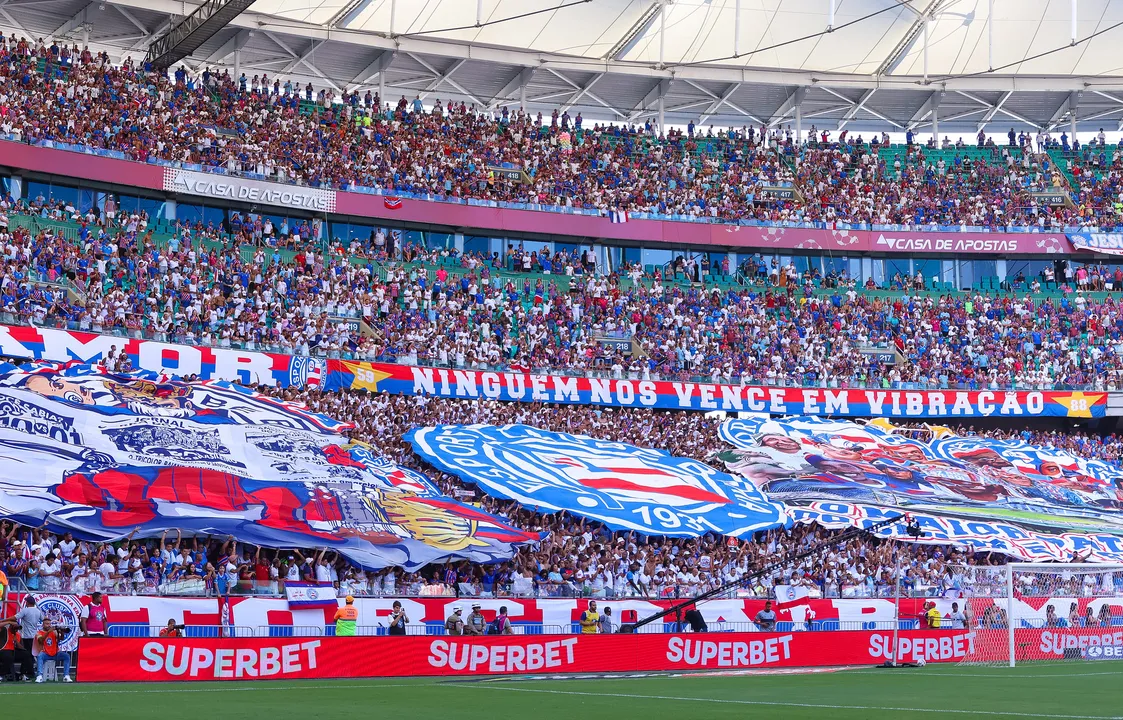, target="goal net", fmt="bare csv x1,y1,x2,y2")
954,563,1123,667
